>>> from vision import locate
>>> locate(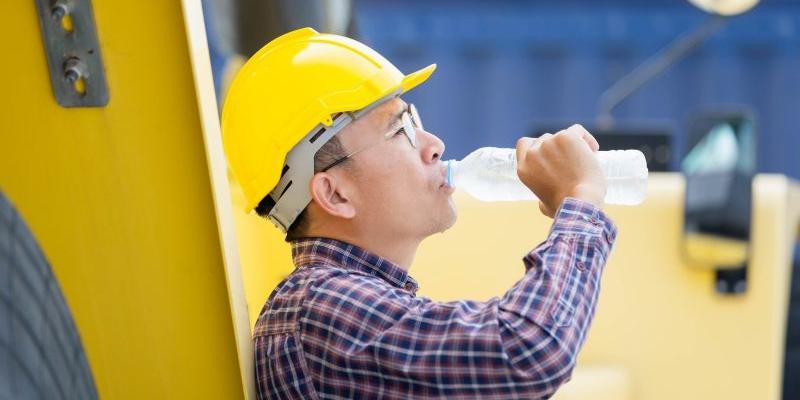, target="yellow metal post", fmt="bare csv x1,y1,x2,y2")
0,0,251,398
